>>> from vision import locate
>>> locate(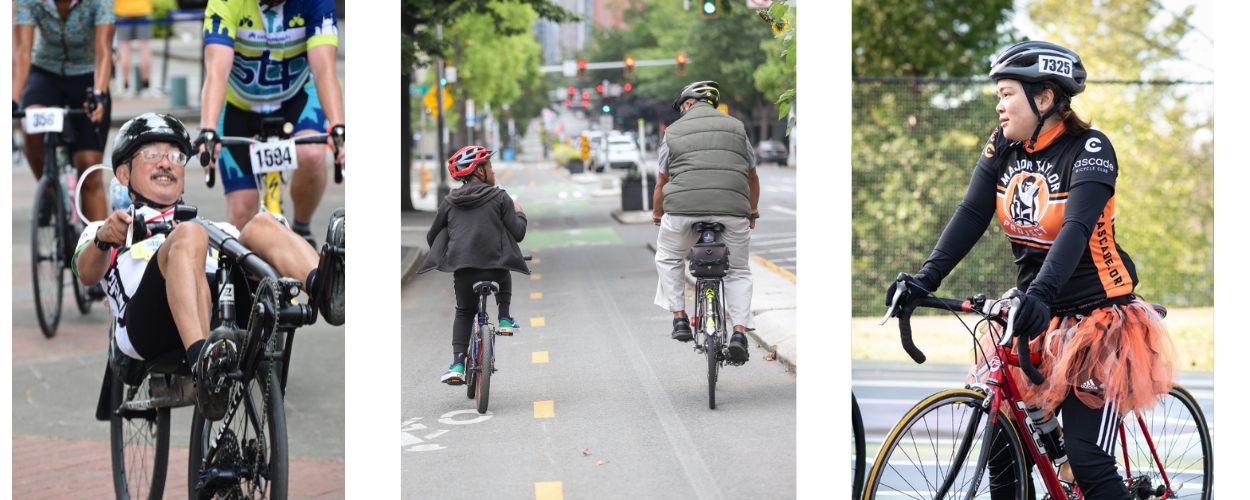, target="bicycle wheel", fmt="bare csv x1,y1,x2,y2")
863,389,1029,499
706,334,720,410
1118,384,1212,500
325,208,345,326
476,326,494,414
110,371,171,500
31,175,65,338
852,393,866,500
189,360,289,500
465,328,479,399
